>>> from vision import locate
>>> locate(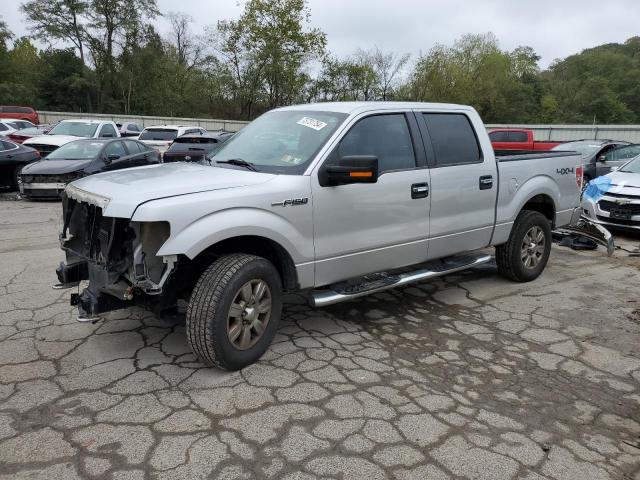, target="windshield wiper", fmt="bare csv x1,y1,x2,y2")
216,158,259,171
